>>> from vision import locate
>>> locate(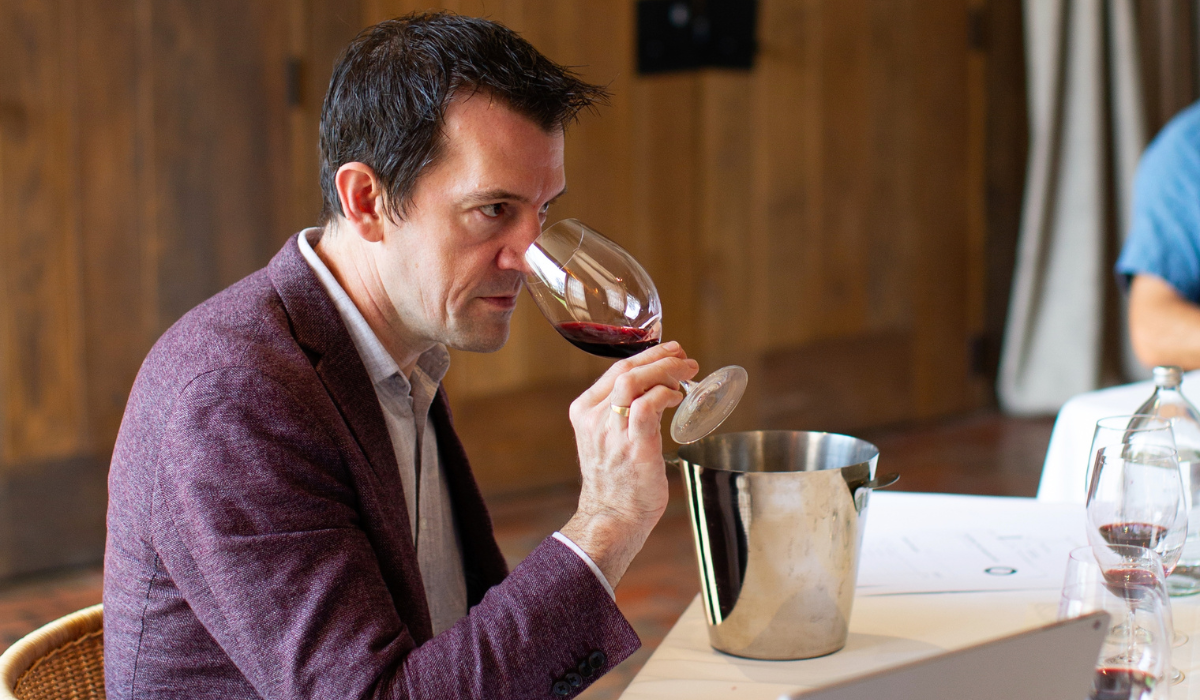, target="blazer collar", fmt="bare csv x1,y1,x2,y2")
267,234,417,543
269,234,434,636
